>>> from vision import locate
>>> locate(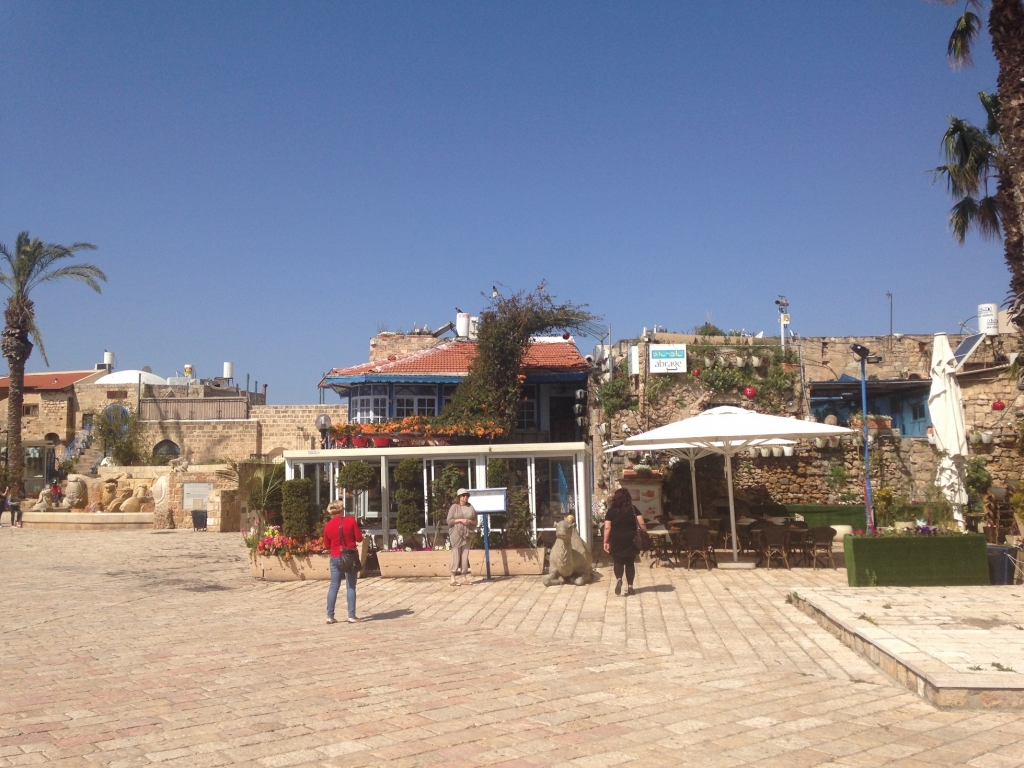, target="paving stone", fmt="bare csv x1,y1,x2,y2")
1,528,1022,766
